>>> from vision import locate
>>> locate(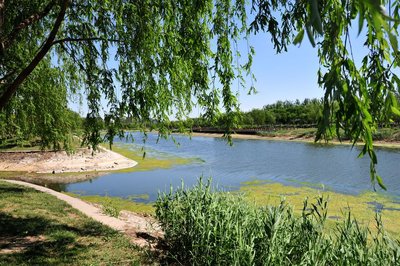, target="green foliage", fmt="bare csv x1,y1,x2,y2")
1,0,251,150
66,192,155,215
156,179,400,265
2,0,400,184
250,1,400,188
243,98,323,126
0,58,83,151
188,98,323,129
